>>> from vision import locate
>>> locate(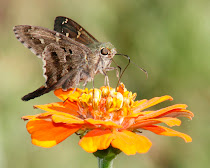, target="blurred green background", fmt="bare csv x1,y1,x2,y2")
0,0,209,167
